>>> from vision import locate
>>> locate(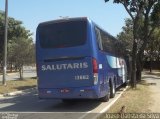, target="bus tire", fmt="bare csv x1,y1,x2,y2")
110,79,115,98
100,93,109,102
